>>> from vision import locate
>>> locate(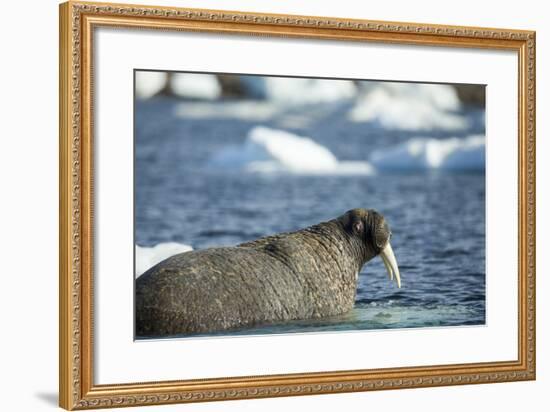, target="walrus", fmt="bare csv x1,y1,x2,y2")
136,208,400,337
